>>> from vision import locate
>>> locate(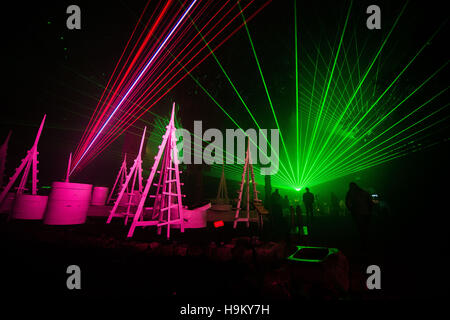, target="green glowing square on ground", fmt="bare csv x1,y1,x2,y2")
287,246,339,263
